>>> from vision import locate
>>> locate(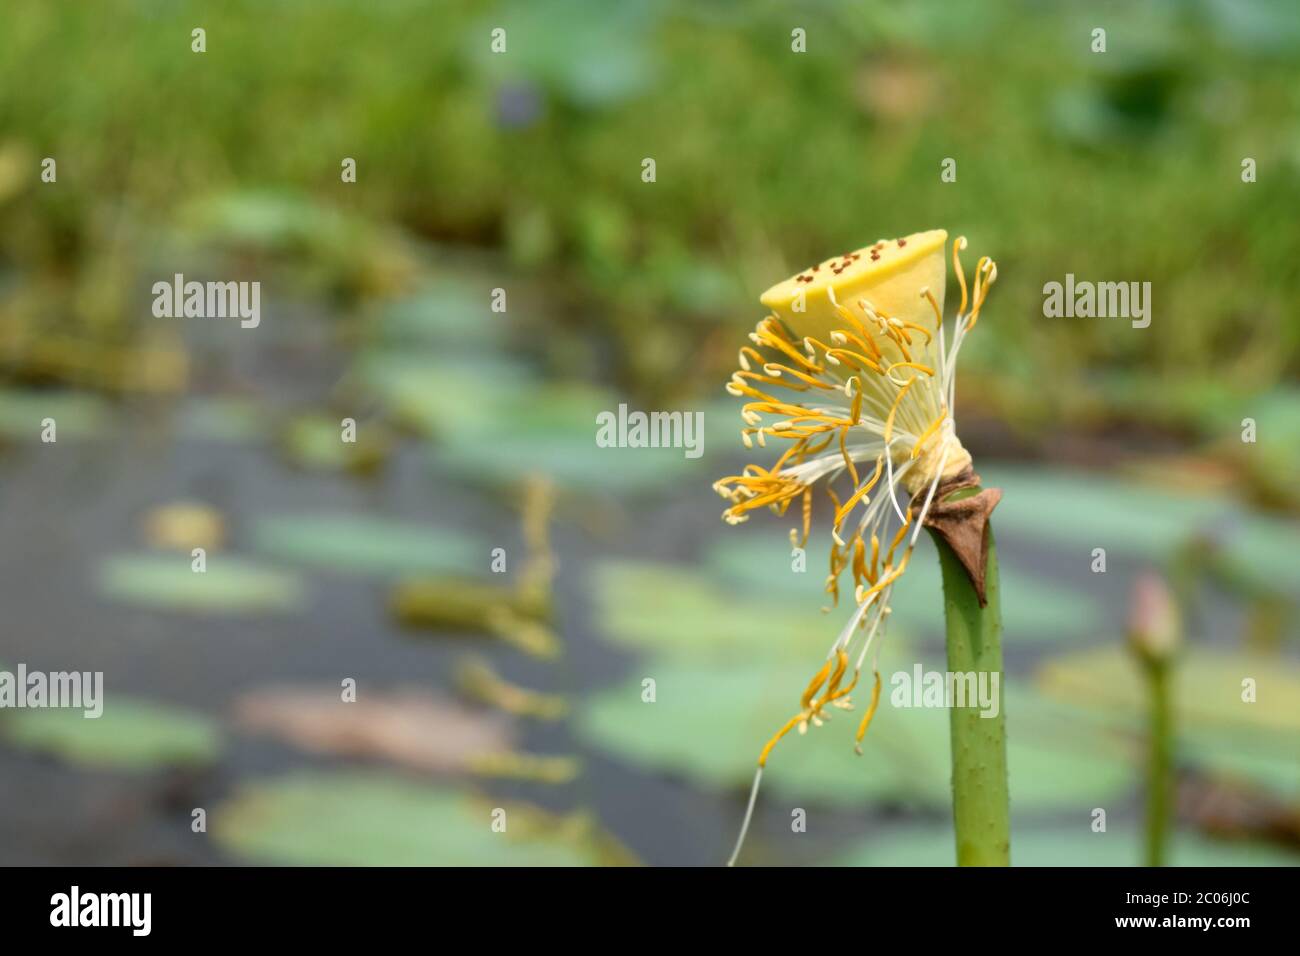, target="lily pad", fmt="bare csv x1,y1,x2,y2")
1037,646,1300,798
703,529,851,602
1222,515,1300,595
249,515,484,577
591,560,852,661
374,278,505,349
175,397,266,443
351,351,534,440
279,415,392,474
834,824,1300,867
706,532,1104,643
436,384,705,494
212,771,612,866
4,697,221,770
1037,646,1300,735
1189,728,1300,799
0,388,109,440
576,658,1133,811
356,353,719,494
980,466,1232,560
98,553,305,614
